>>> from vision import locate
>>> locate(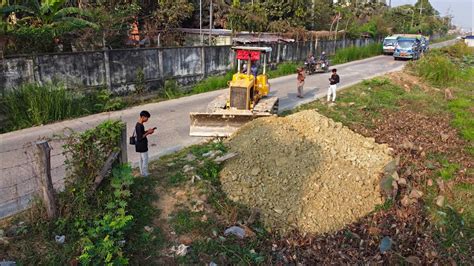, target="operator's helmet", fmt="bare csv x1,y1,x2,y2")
242,63,247,70
322,51,326,55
